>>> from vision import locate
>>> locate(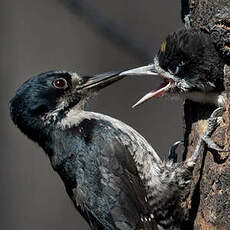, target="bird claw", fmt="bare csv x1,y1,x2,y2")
202,136,225,152
184,15,191,29
201,107,226,152
188,107,226,162
209,107,225,119
168,141,183,163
